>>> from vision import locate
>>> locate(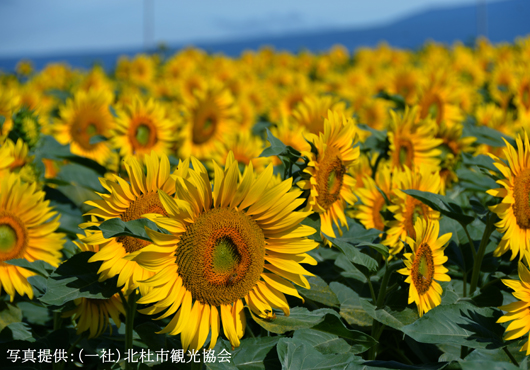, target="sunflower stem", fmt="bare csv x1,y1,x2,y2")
503,346,519,367
469,212,496,295
462,271,467,298
462,224,477,260
125,290,137,370
367,277,377,304
53,311,62,331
